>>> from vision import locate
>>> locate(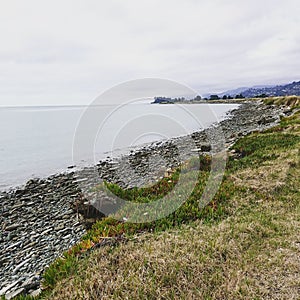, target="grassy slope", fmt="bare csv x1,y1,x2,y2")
15,99,300,300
